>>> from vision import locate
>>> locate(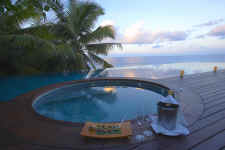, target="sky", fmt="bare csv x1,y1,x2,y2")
62,0,225,57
